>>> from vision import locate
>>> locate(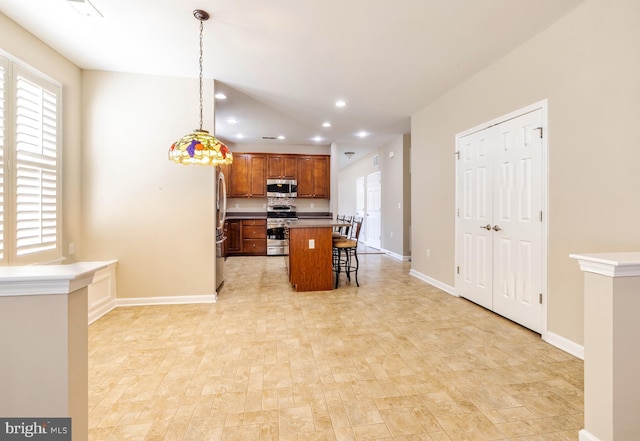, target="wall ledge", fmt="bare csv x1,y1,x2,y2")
570,252,640,277
0,261,109,296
